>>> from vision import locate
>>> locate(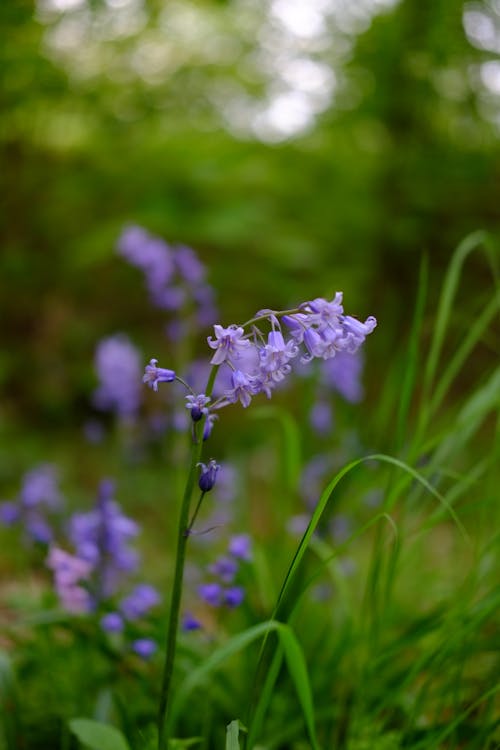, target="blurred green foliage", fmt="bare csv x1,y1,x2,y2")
0,0,499,428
